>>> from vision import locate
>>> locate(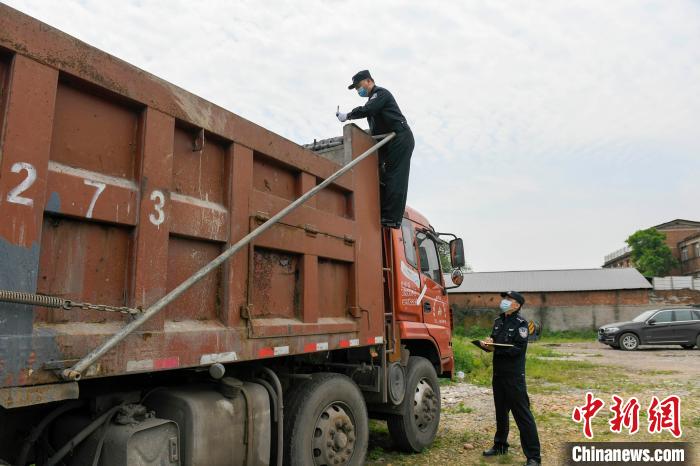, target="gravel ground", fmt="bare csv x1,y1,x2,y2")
366,342,700,466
